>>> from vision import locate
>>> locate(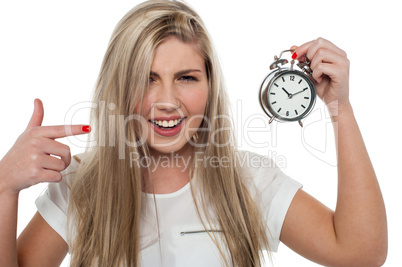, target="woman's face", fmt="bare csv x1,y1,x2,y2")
135,36,209,155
